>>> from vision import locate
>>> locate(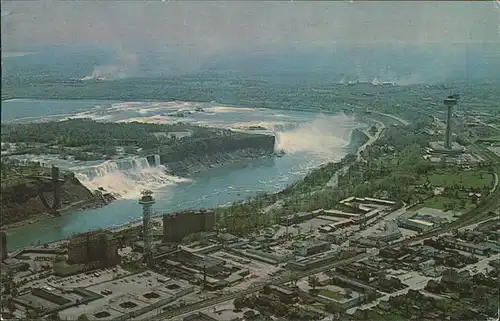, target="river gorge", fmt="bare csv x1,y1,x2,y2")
1,99,366,250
